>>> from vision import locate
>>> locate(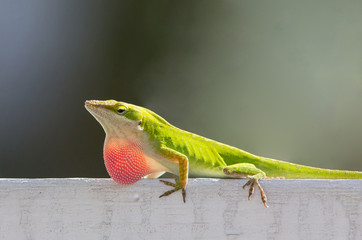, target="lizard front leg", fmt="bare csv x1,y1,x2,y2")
158,146,189,202
223,163,268,208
